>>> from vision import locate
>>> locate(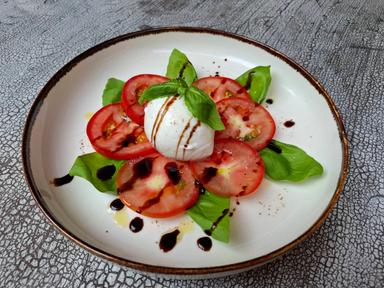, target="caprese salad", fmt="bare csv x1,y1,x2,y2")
55,49,323,243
